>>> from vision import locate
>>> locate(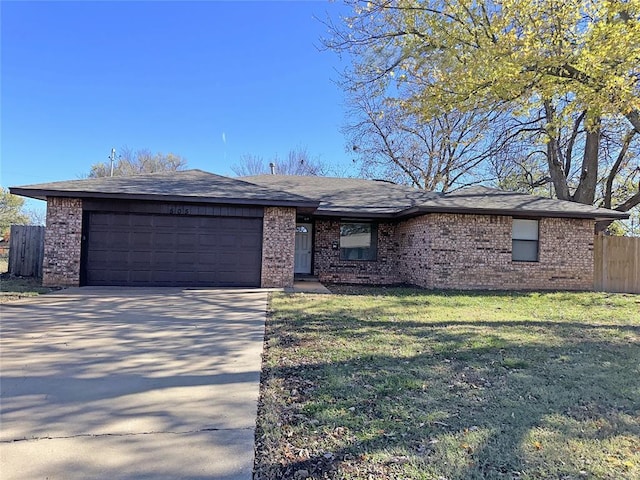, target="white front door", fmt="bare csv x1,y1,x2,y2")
294,223,312,274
